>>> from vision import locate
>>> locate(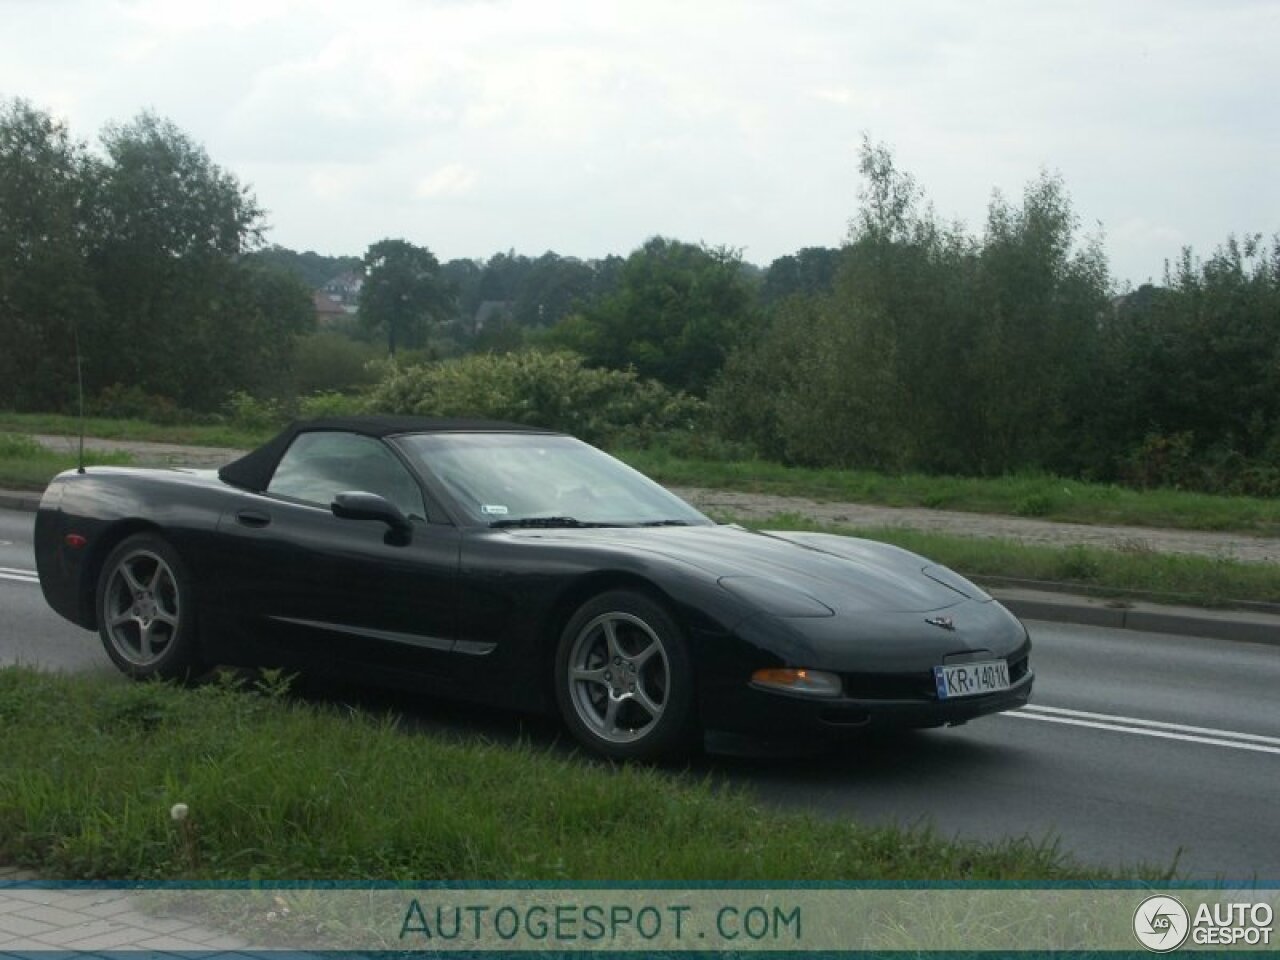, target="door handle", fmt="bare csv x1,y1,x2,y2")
235,509,271,528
